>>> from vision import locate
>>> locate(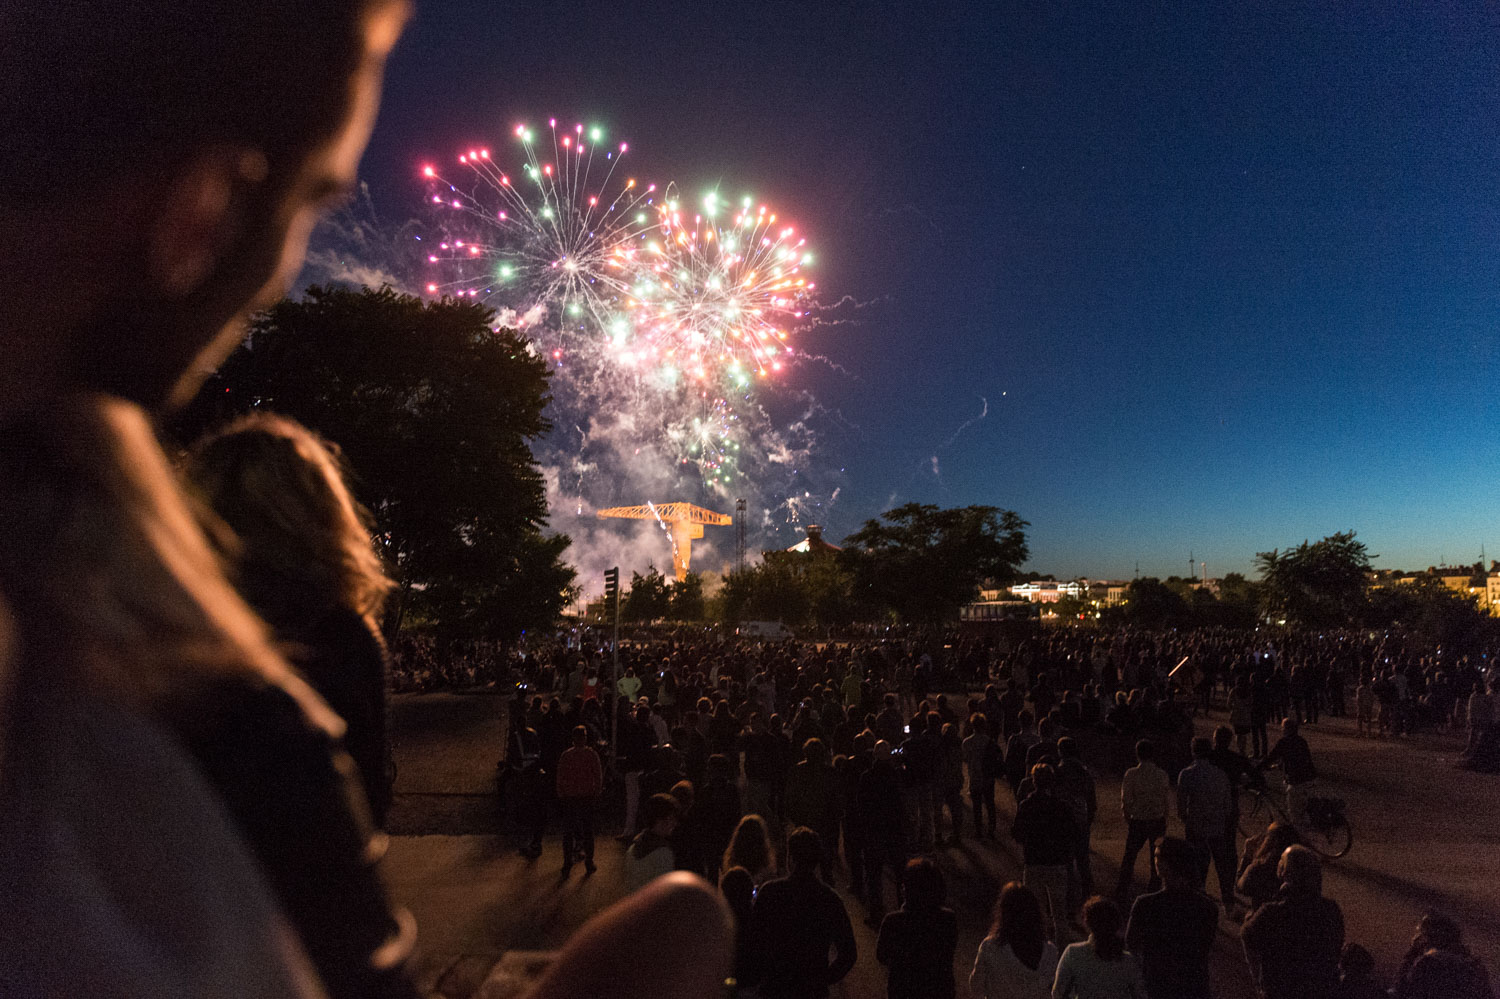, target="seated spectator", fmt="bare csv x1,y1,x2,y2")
1394,912,1493,999
1236,822,1303,913
1241,846,1344,999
